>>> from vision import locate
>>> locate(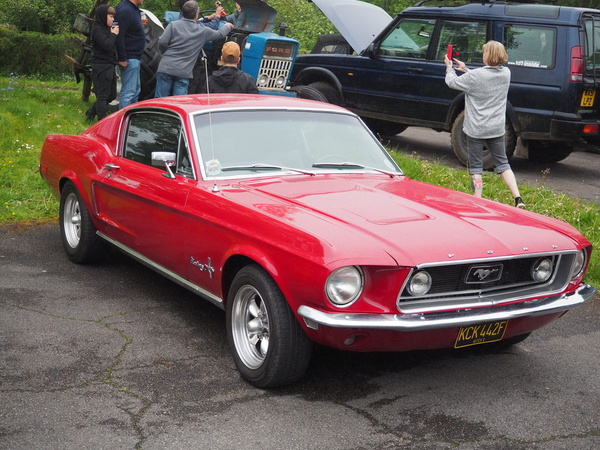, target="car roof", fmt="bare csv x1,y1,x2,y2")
402,2,599,25
127,94,350,116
